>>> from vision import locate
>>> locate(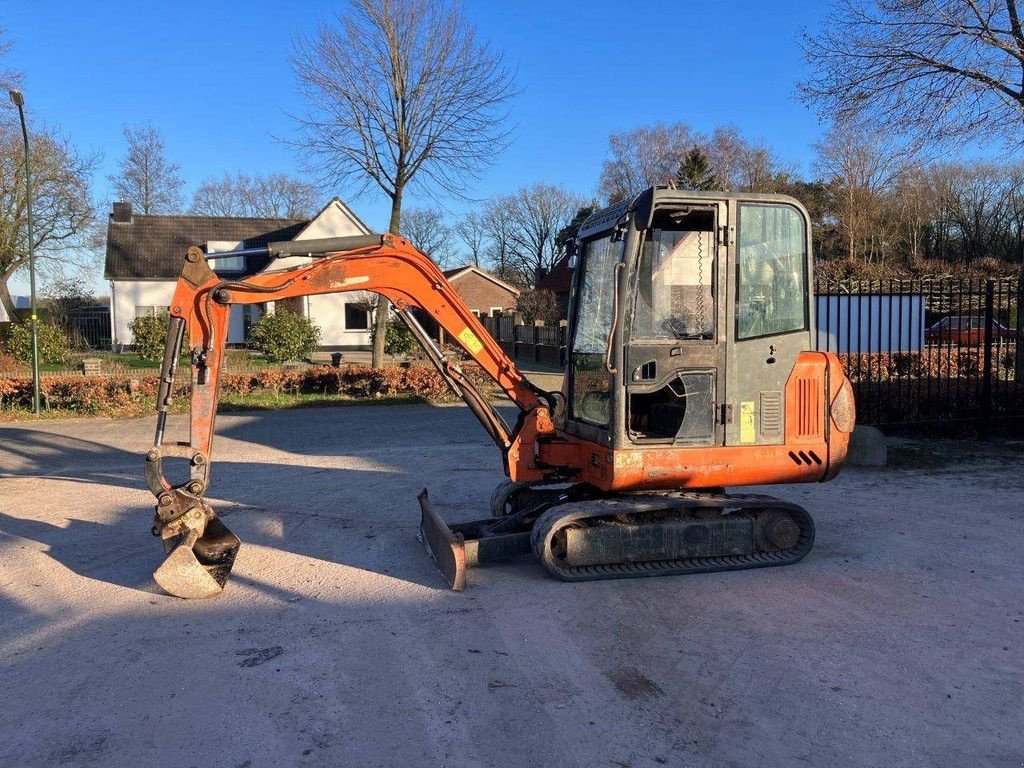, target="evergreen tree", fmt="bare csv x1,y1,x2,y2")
676,146,717,191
